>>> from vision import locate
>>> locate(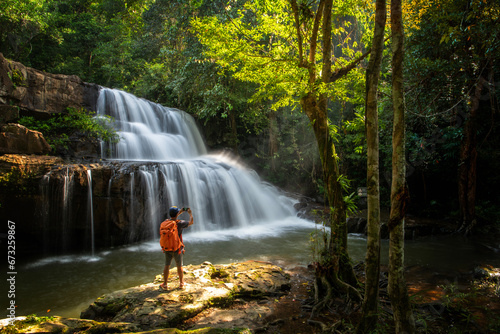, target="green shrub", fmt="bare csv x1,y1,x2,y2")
18,107,119,152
